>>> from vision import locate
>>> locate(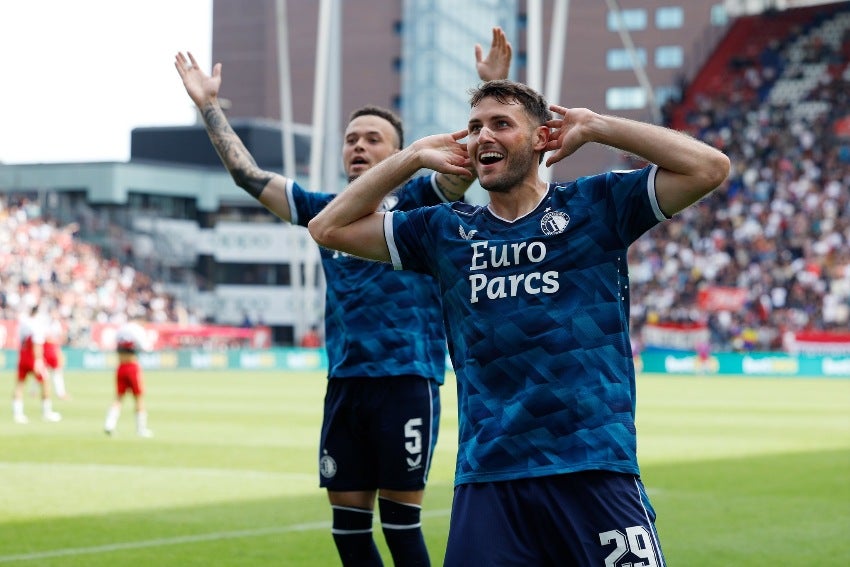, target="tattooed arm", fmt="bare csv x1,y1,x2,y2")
175,52,292,221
